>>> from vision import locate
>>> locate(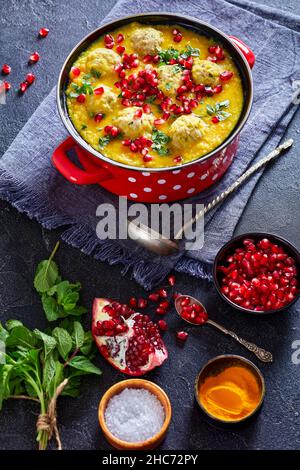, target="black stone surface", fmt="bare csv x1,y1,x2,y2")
0,0,300,451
